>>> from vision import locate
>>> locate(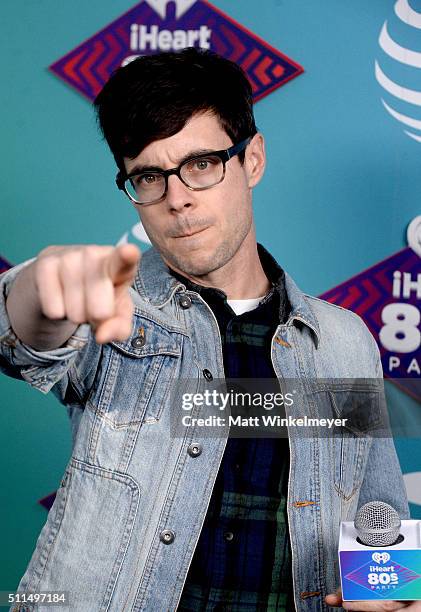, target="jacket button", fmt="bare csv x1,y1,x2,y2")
203,368,213,381
179,295,192,309
159,529,175,544
223,531,234,542
131,336,145,348
187,443,202,457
